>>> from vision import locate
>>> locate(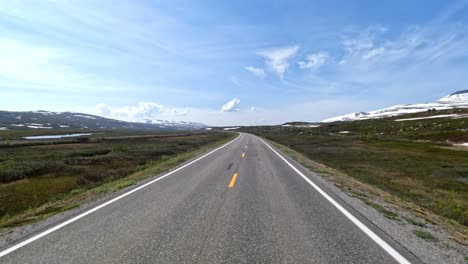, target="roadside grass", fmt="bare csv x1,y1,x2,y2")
0,131,236,229
115,179,137,190
240,108,468,244
264,138,468,245
248,119,468,227
264,133,466,225
349,192,400,220
414,229,437,241
403,216,426,227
